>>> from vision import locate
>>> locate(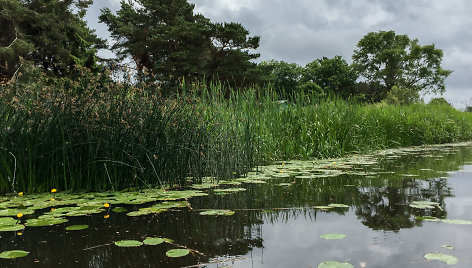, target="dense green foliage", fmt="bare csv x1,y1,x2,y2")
0,0,463,194
352,30,452,100
0,0,105,82
258,57,358,99
0,70,471,193
99,0,260,88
